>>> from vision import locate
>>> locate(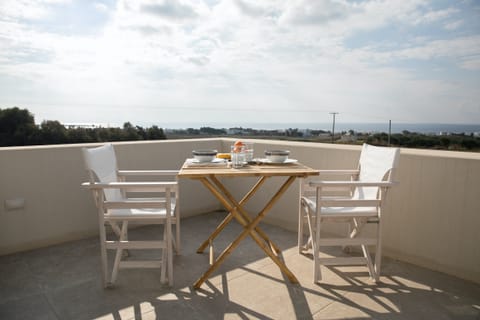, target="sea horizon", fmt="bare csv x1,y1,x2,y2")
157,122,480,134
